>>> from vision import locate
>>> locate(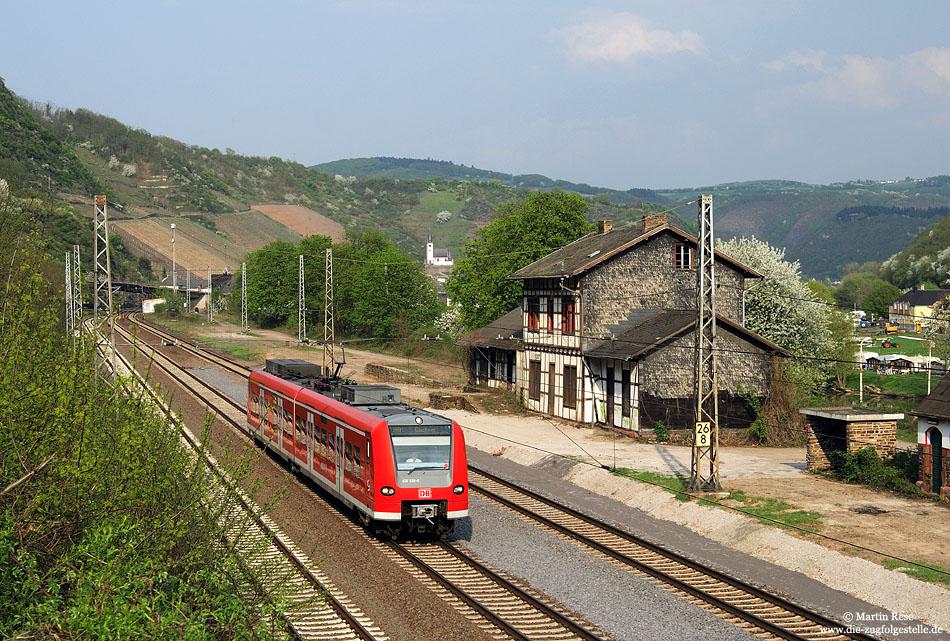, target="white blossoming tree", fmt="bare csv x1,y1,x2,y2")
718,236,838,393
